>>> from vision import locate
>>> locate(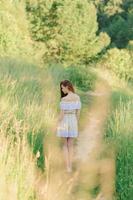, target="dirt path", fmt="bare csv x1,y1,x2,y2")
74,80,116,200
